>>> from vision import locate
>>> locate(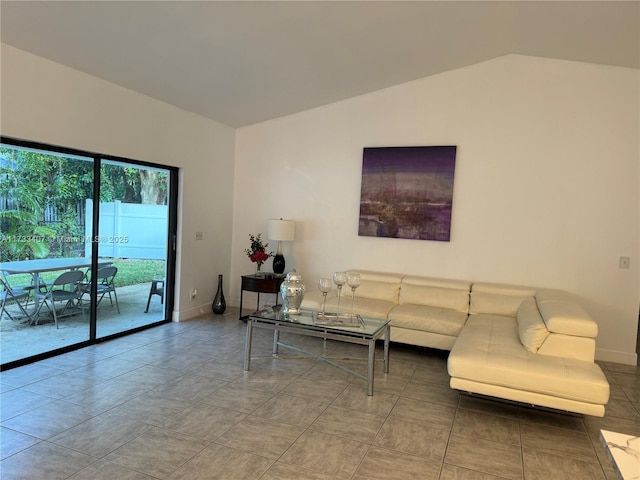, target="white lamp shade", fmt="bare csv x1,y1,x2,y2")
267,219,295,241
